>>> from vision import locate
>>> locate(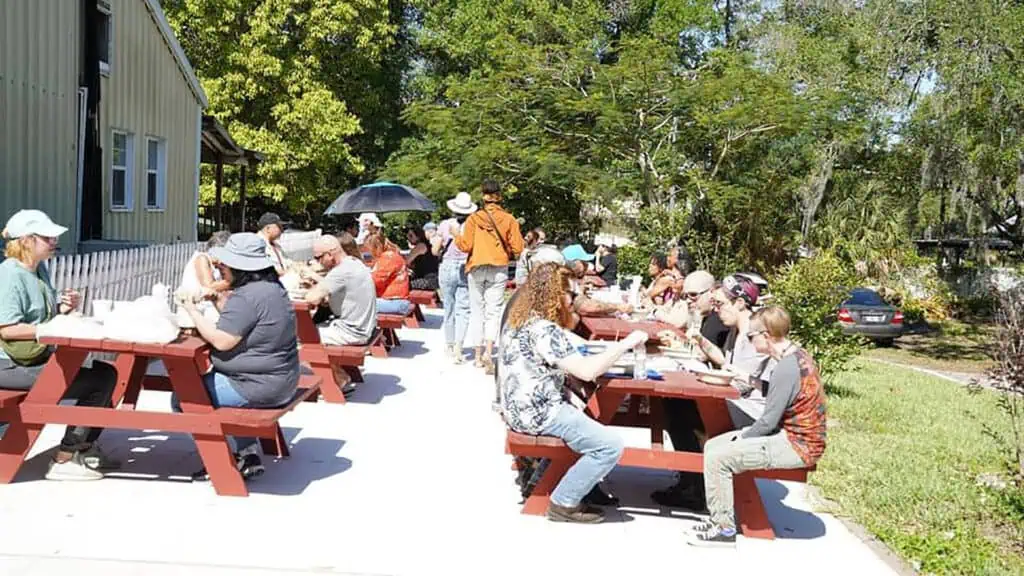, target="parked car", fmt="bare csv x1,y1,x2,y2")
838,288,904,344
